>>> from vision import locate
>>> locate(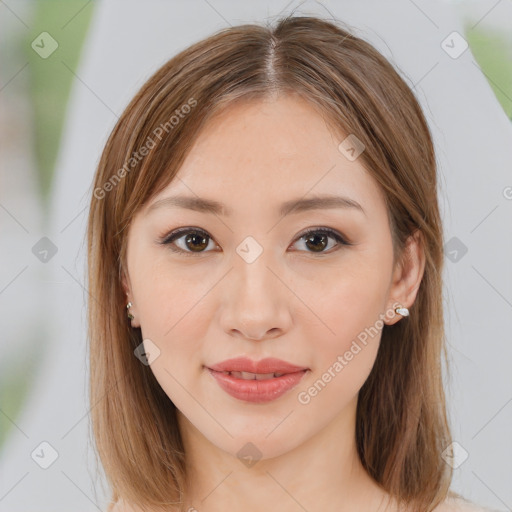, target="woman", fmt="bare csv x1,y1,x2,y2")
87,14,496,512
